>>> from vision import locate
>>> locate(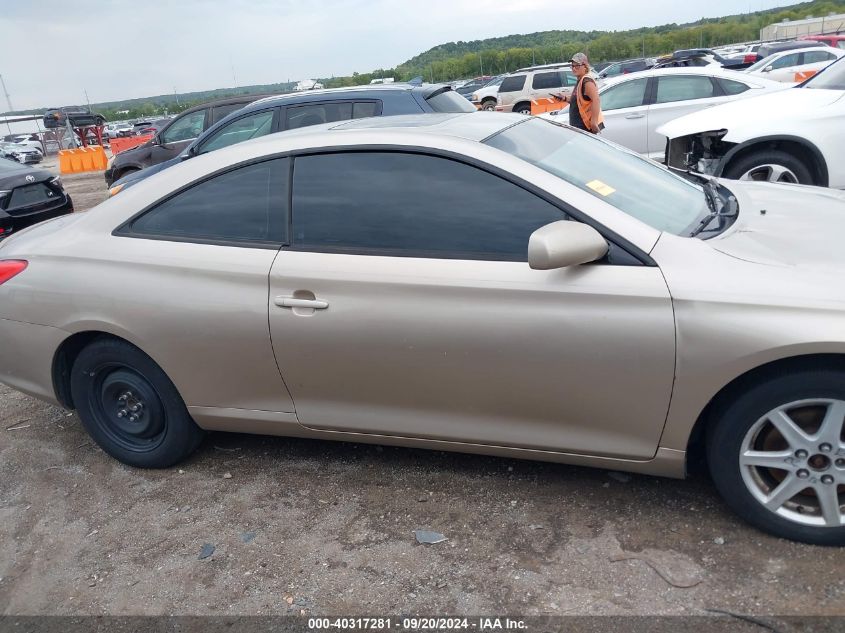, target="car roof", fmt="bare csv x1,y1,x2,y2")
598,65,779,88
174,93,277,115
243,112,519,147
764,45,841,57
248,83,441,108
